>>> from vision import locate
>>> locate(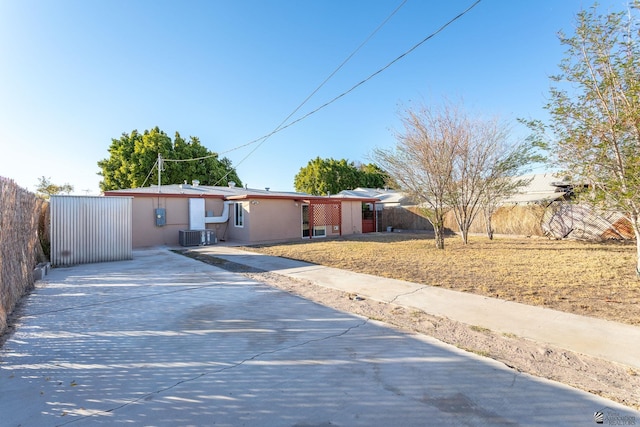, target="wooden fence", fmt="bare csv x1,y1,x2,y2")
377,206,434,232
0,177,48,335
383,202,632,240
